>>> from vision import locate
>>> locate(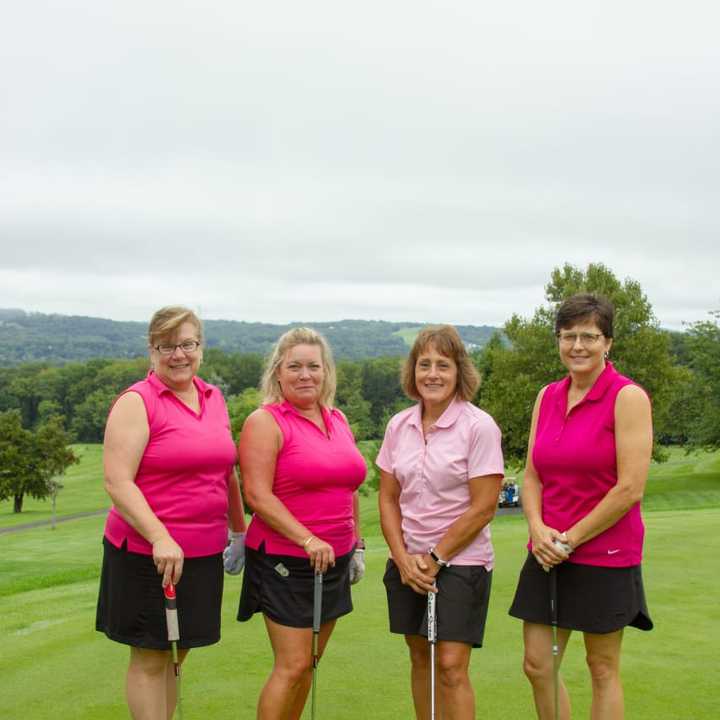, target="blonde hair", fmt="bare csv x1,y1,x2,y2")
260,327,337,406
148,306,203,348
401,325,480,402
